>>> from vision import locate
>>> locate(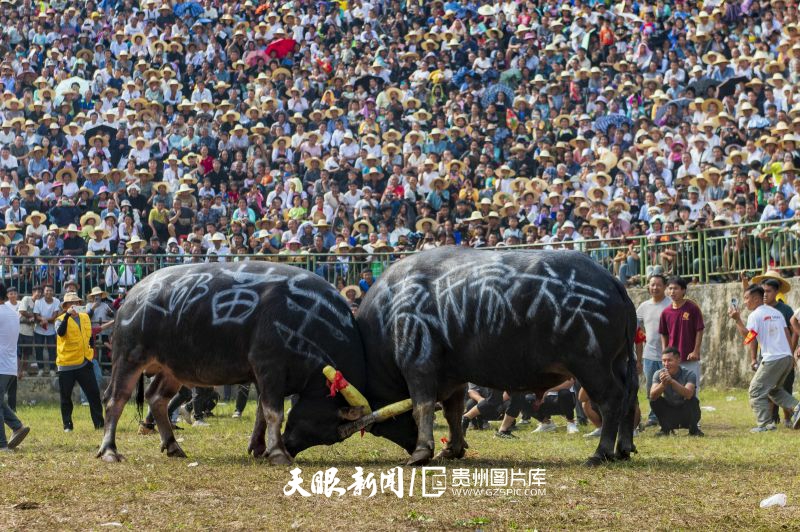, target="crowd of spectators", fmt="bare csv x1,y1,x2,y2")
0,0,799,295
